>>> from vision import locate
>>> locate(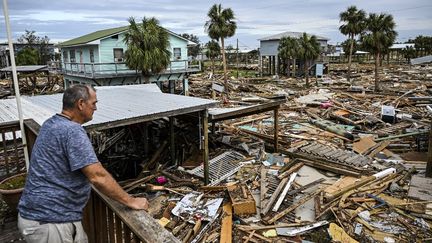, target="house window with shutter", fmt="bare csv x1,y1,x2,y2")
90,49,95,63
173,48,181,60
69,50,76,63
113,48,124,62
